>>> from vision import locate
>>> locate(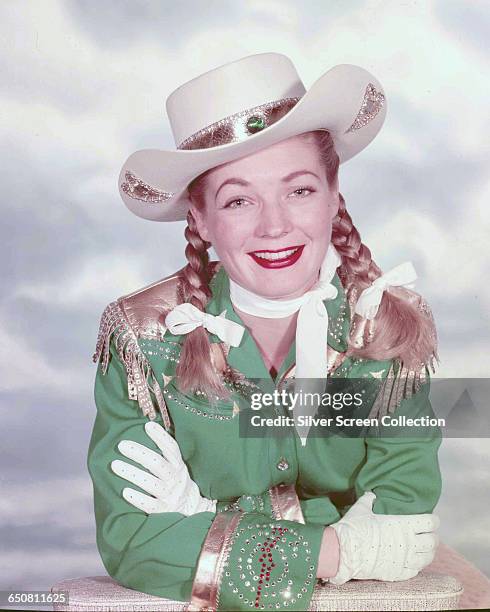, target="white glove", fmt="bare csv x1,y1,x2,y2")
330,491,439,584
111,421,217,516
